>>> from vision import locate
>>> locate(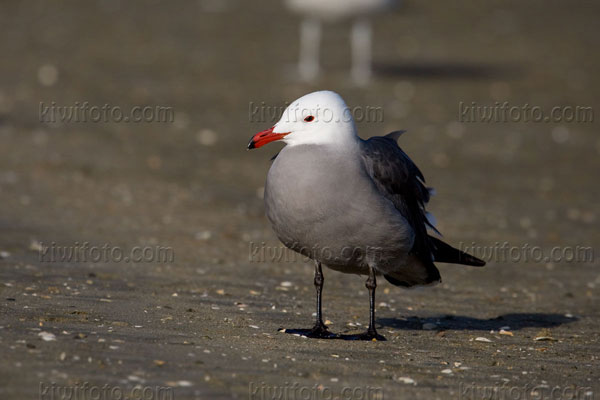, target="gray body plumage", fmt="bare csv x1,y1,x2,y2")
264,134,441,287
